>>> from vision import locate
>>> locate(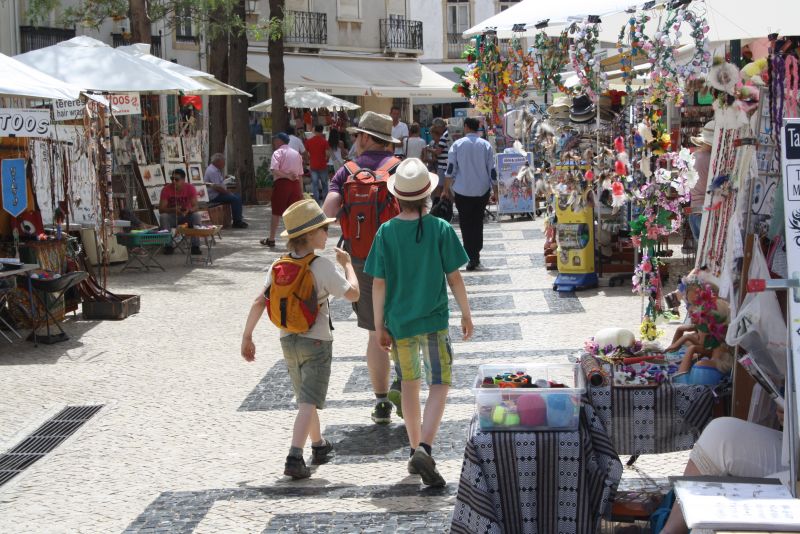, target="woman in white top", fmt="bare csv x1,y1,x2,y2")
403,123,427,160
